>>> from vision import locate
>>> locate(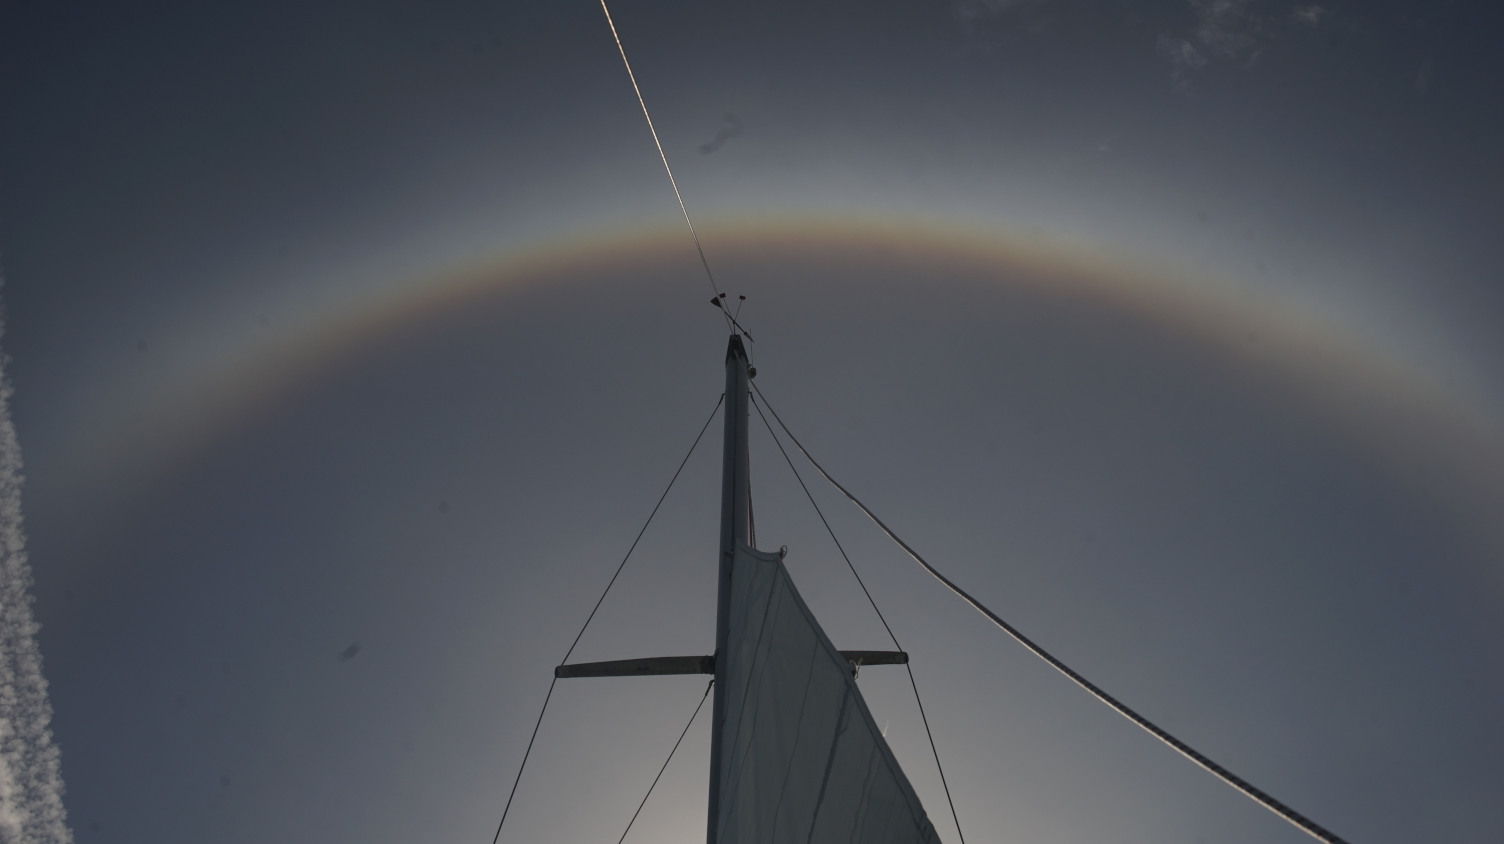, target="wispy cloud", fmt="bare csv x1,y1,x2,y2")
698,113,744,155
0,279,74,844
1190,0,1259,58
952,0,1038,22
1158,0,1333,89
946,0,1053,54
1414,53,1434,96
1162,0,1260,85
1292,5,1329,27
1158,34,1209,76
